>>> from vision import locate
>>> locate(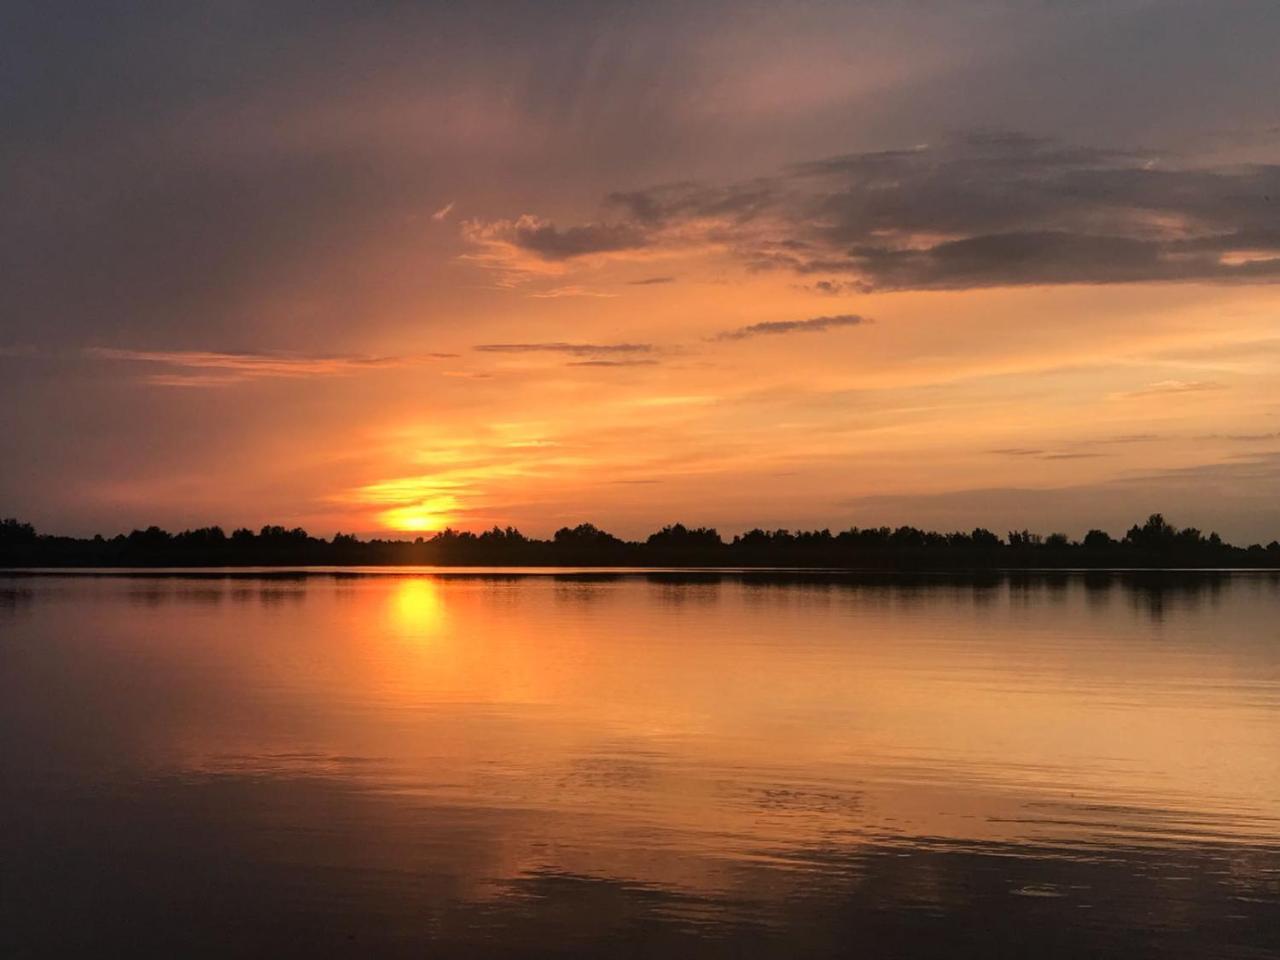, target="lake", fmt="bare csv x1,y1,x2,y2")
2,570,1278,958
